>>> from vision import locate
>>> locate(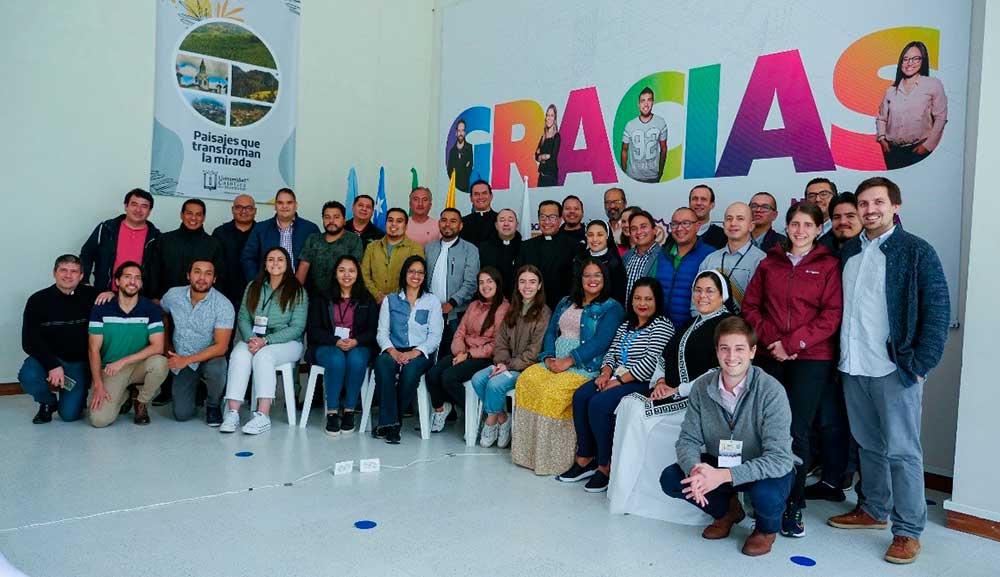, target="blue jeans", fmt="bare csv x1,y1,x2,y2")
315,345,372,412
374,349,433,427
572,378,648,467
470,365,521,415
660,456,794,535
18,357,89,422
